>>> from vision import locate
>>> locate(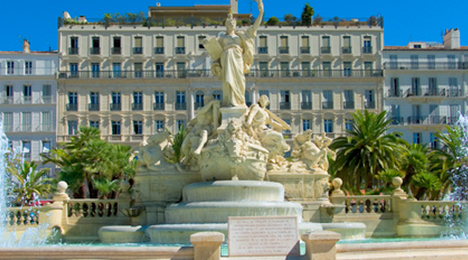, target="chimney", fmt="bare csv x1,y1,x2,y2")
230,0,238,14
78,15,87,23
23,39,30,53
444,28,460,49
156,2,161,7
63,11,71,19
